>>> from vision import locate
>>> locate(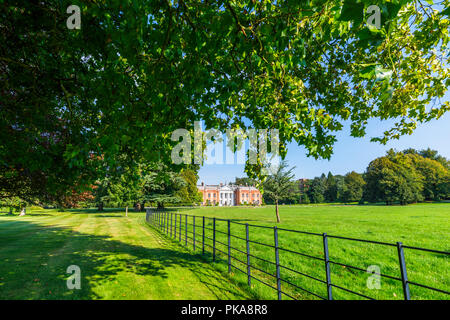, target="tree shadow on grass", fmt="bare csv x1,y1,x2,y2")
67,208,126,214
0,213,53,217
93,215,126,218
149,230,260,300
0,220,252,300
